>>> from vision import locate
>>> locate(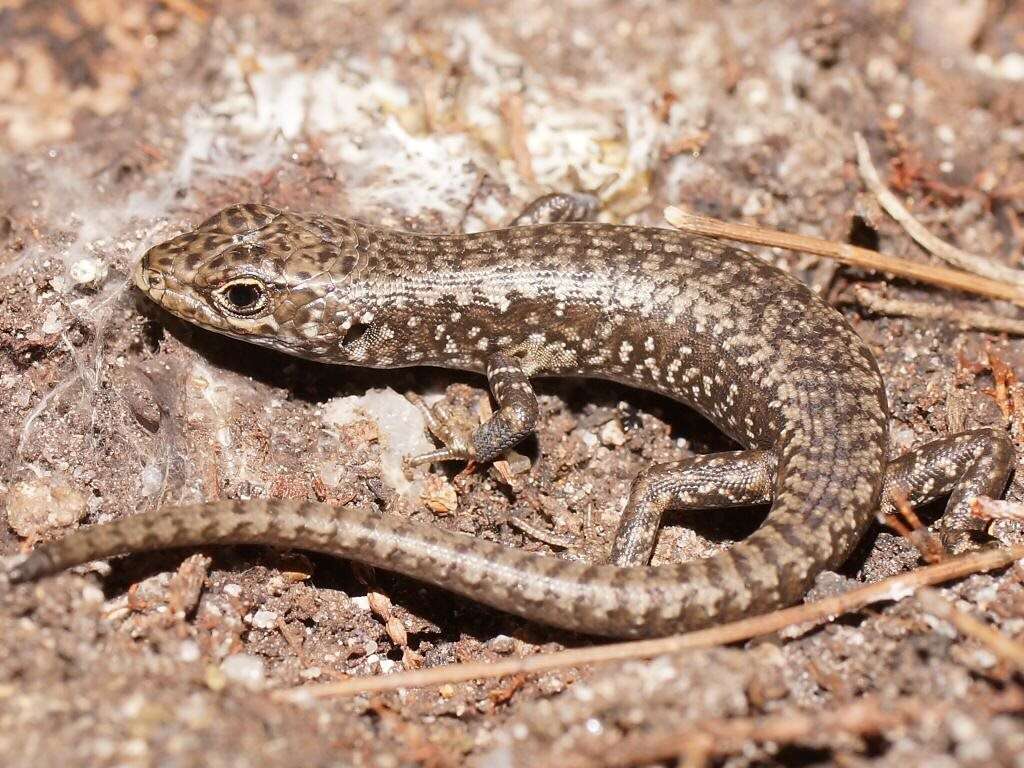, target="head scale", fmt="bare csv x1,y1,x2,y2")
134,204,372,359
